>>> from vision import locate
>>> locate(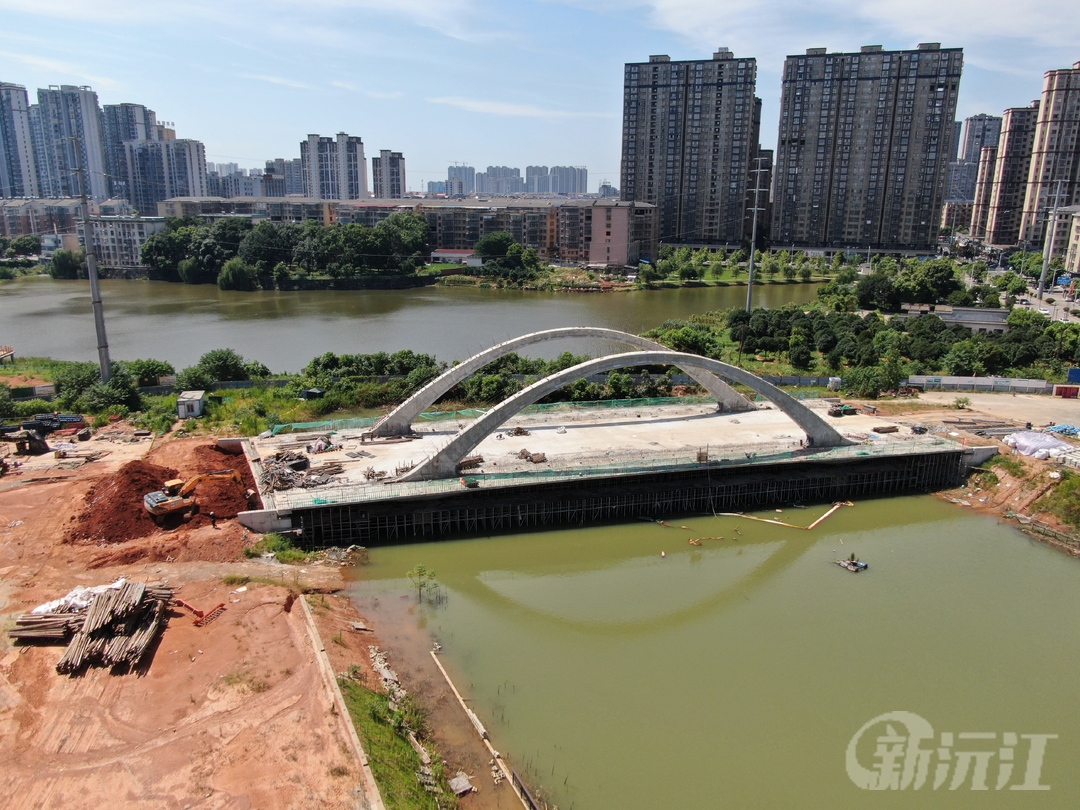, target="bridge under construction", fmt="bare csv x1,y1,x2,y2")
235,330,990,546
